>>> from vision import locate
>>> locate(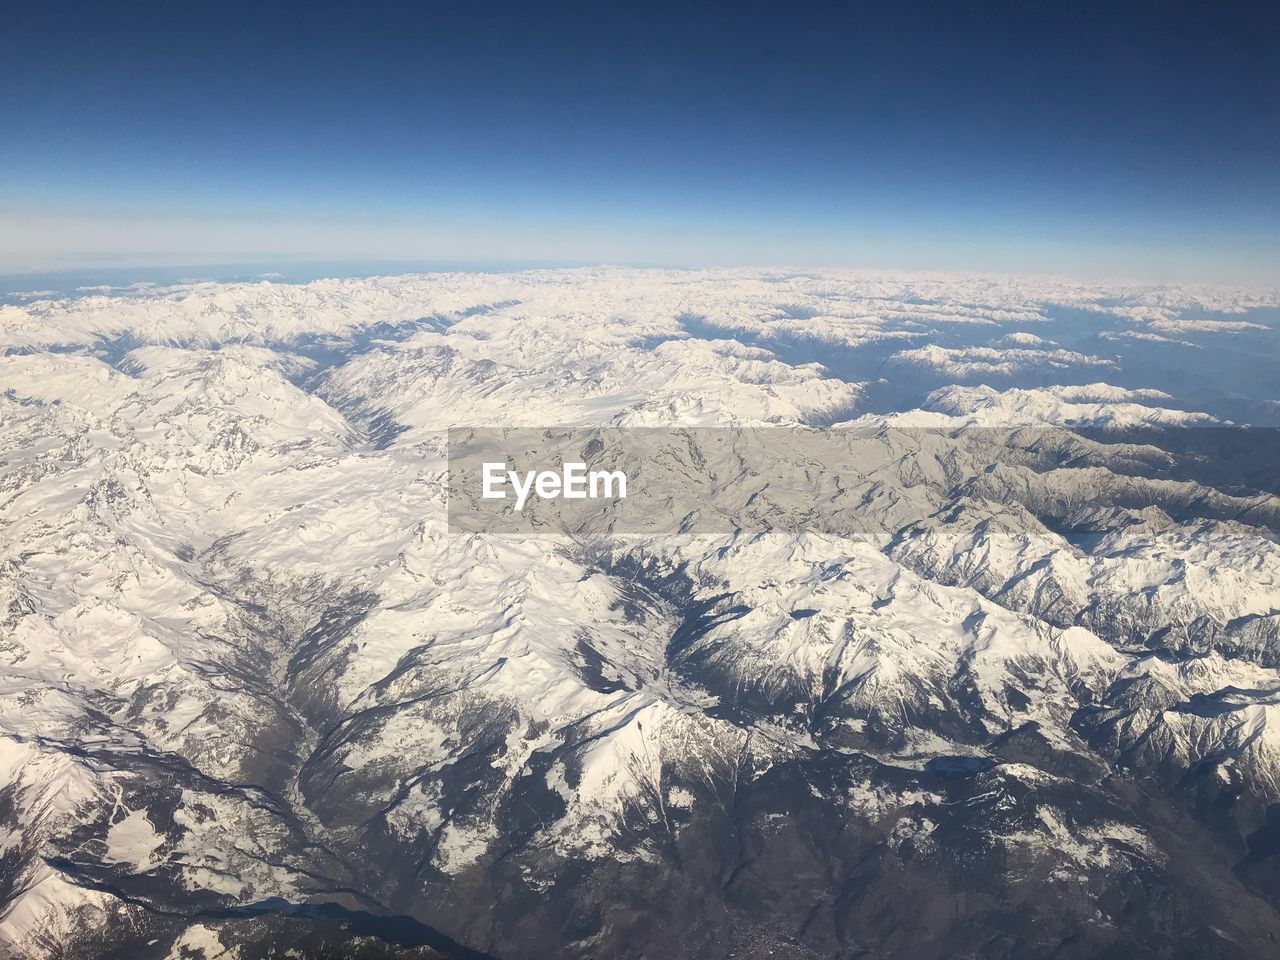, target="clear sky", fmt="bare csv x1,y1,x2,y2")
2,0,1277,284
